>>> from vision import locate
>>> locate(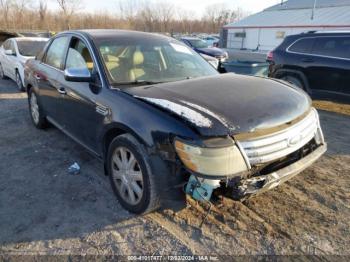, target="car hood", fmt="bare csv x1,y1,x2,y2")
195,47,225,56
124,73,311,137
